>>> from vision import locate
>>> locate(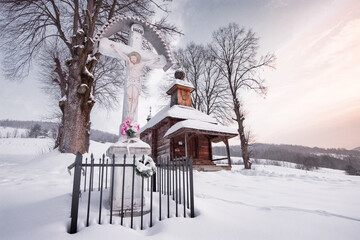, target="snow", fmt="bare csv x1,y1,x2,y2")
164,119,237,138
77,29,85,35
88,93,95,104
83,67,94,79
1,138,360,240
73,45,85,49
59,95,67,102
166,79,194,92
87,55,98,64
0,127,28,138
140,105,218,133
